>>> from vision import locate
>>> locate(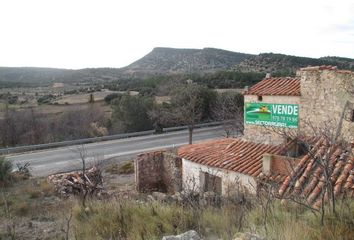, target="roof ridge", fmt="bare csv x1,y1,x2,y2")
246,77,301,96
